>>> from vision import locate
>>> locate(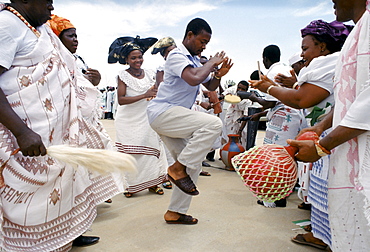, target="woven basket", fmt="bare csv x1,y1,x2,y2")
232,144,297,202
